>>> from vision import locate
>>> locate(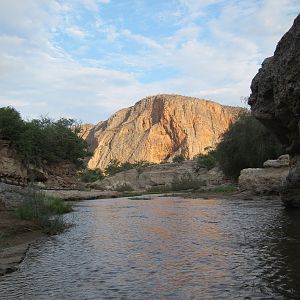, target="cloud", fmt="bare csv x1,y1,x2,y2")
66,26,89,39
0,0,299,123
